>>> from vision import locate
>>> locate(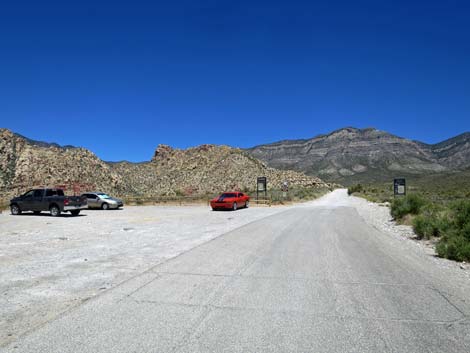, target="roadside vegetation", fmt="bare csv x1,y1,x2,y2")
122,186,331,206
269,186,331,203
347,170,470,262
